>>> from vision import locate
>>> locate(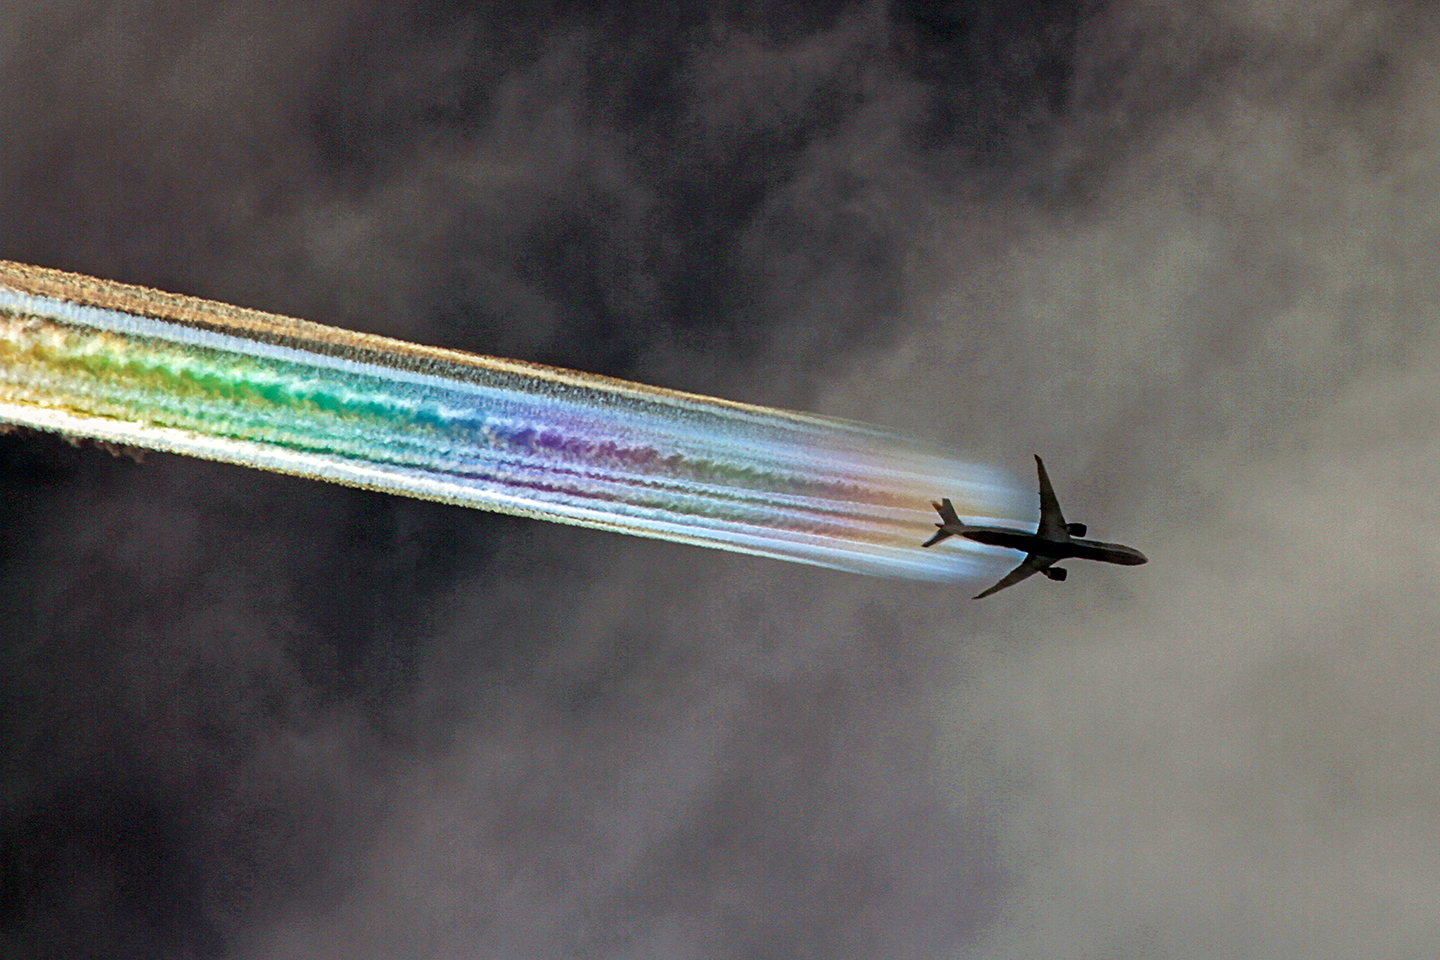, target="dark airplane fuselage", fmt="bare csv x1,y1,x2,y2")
957,525,1148,566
